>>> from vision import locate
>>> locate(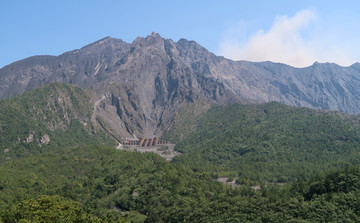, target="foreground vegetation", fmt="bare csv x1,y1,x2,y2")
169,102,360,184
1,145,360,222
2,84,360,221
